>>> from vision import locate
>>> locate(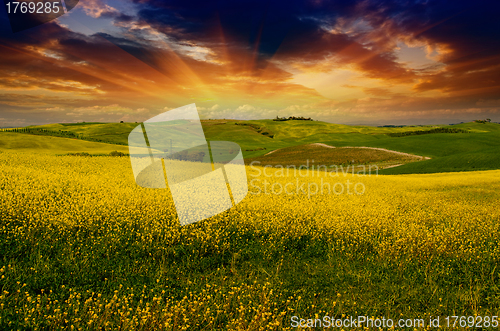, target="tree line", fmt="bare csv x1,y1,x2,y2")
1,128,126,145
273,116,313,121
388,127,469,137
